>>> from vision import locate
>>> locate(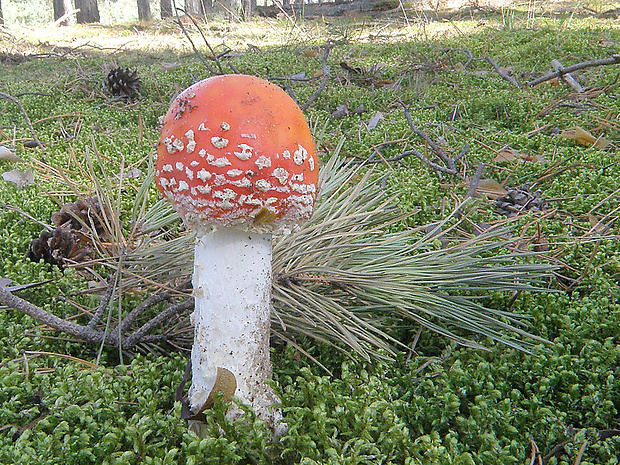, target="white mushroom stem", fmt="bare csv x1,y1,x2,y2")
189,226,284,433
